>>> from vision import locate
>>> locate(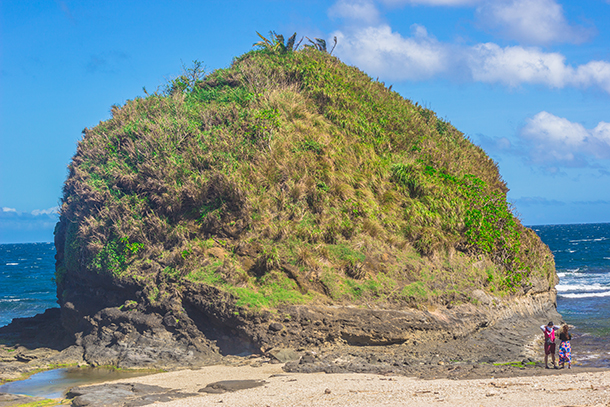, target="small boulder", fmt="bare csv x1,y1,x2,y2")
268,323,283,332
268,348,301,363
